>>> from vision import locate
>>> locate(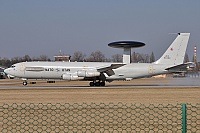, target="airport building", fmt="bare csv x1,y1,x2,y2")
54,55,71,62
